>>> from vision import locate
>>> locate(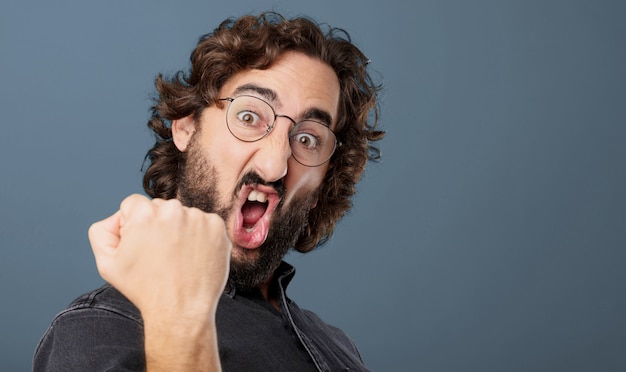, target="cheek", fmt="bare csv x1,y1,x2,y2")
193,135,243,199
283,160,328,204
